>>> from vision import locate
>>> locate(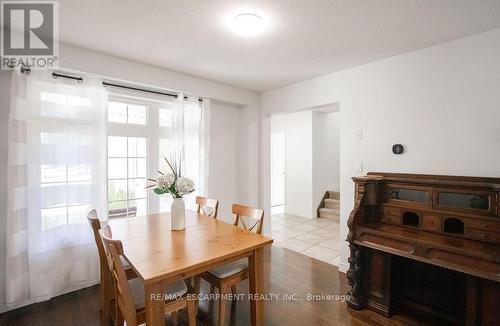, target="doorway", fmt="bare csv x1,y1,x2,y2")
271,131,285,214
269,106,341,267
